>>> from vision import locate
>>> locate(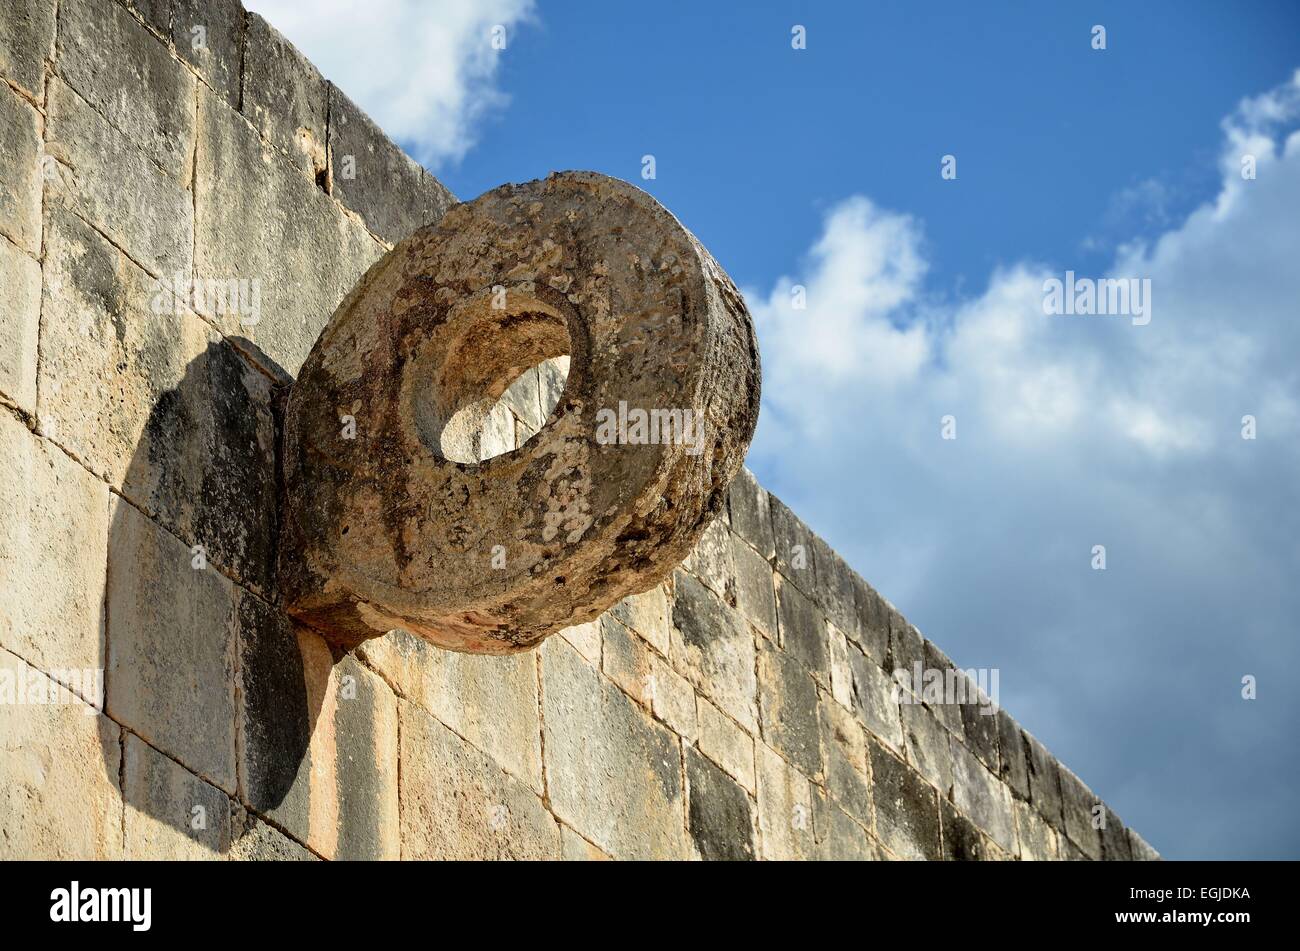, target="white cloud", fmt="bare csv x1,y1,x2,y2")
244,0,535,168
746,71,1300,858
